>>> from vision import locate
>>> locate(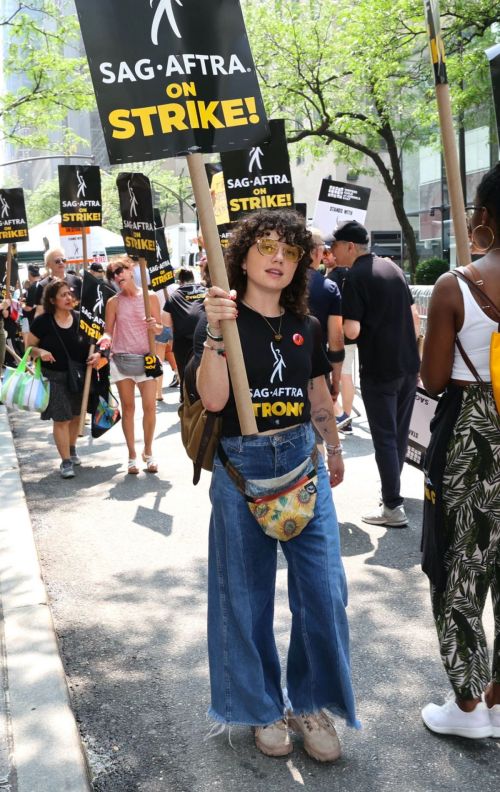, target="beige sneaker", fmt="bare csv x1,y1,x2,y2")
254,718,293,757
288,710,341,762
